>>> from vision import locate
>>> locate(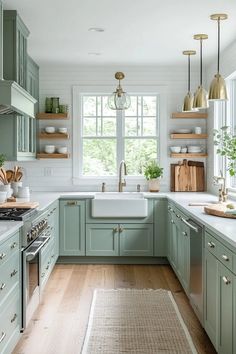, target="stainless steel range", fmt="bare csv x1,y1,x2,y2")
0,207,37,221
